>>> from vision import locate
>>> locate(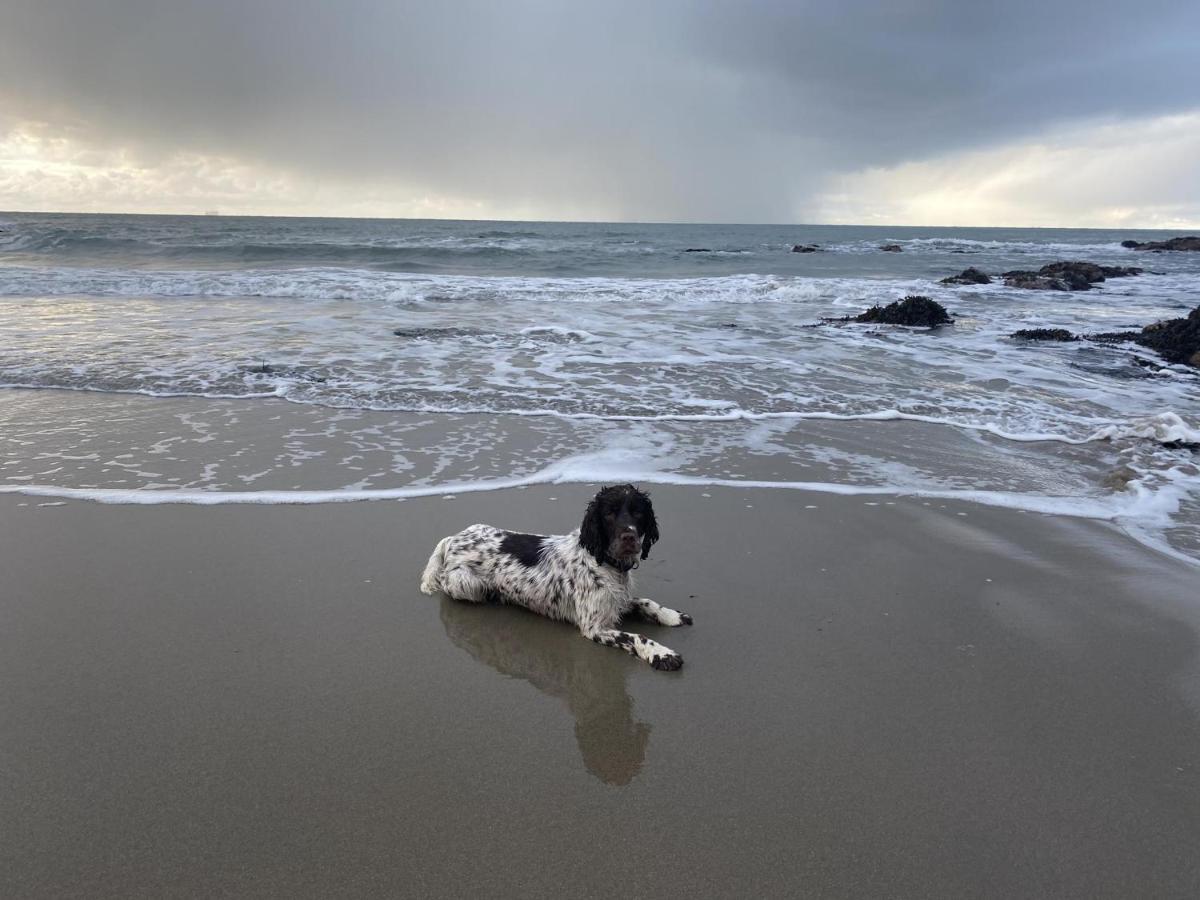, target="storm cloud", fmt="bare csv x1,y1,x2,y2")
1,0,1198,223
